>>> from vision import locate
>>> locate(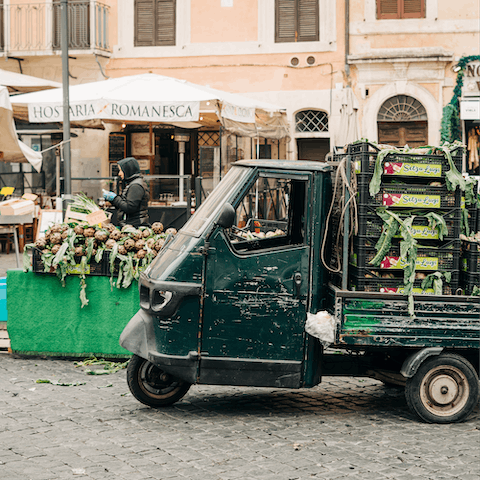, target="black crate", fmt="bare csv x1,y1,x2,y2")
348,142,463,178
461,240,480,273
466,204,480,234
356,178,462,210
459,271,480,295
32,248,104,276
356,206,461,242
351,238,460,272
349,266,459,295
